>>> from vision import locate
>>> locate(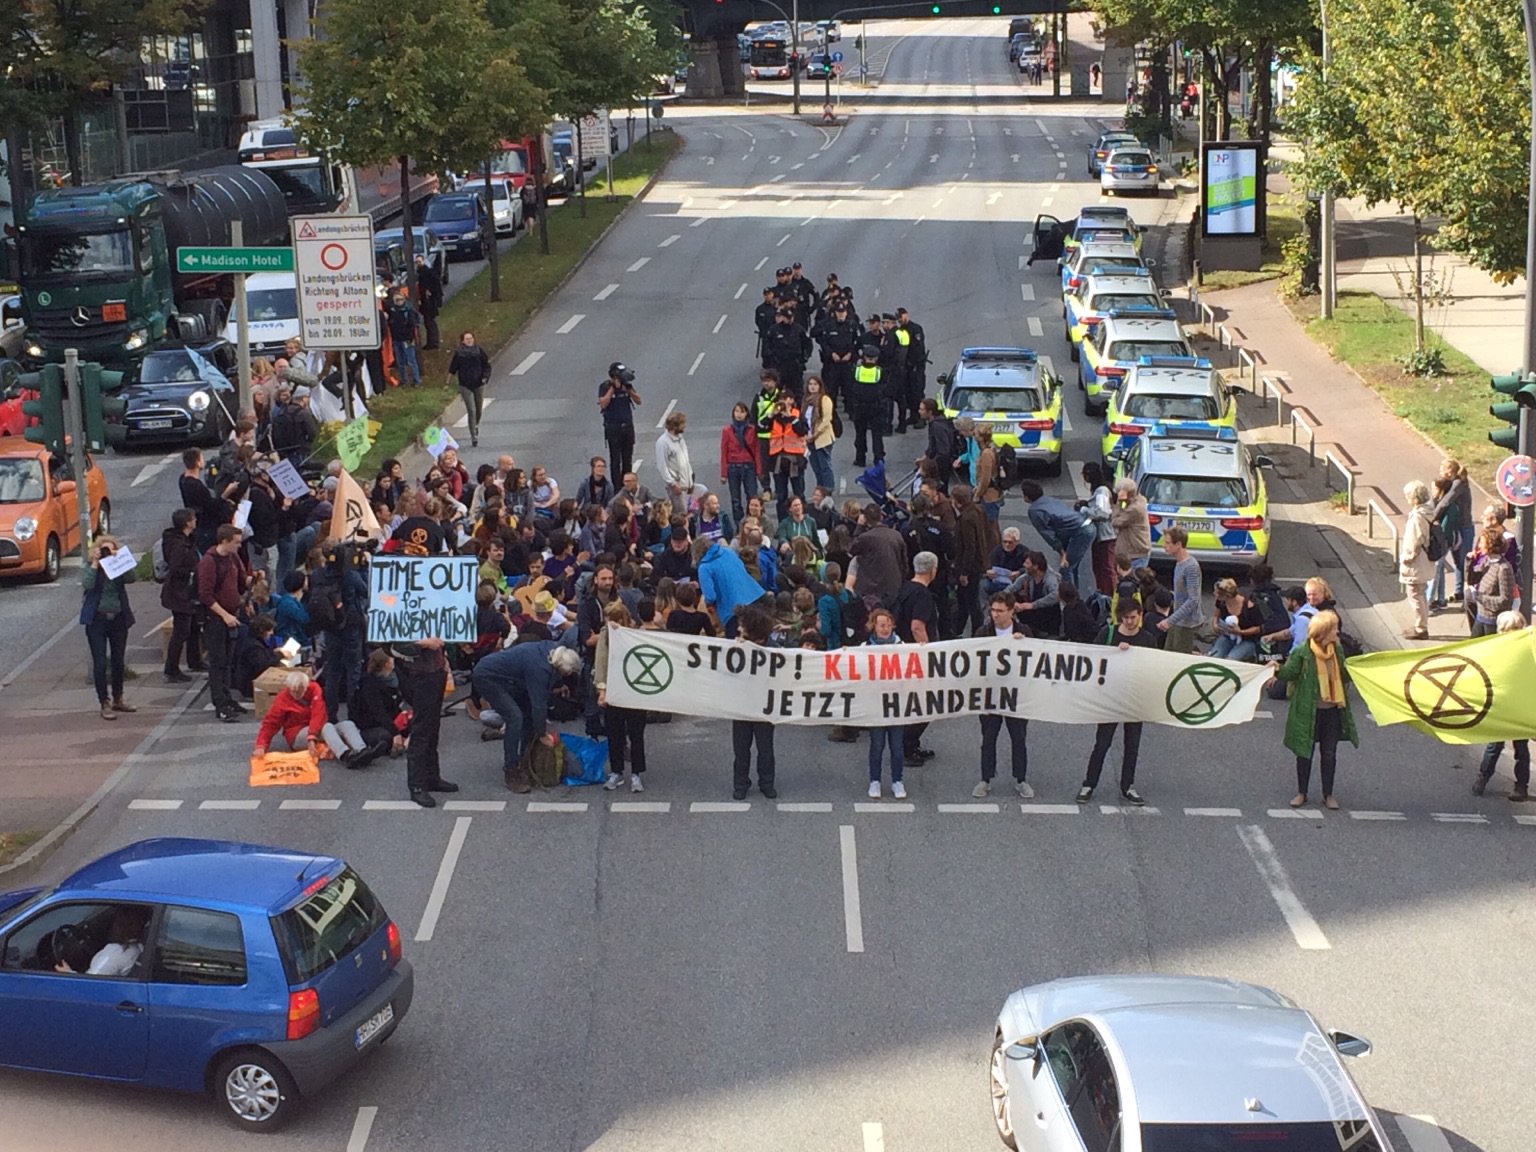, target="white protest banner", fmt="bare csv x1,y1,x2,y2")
604,629,1273,729
232,499,252,531
265,458,311,502
367,556,478,643
100,547,137,581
